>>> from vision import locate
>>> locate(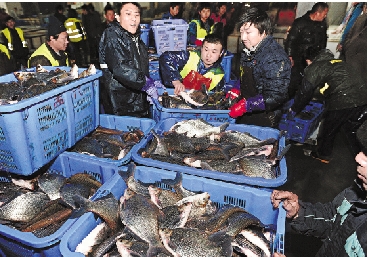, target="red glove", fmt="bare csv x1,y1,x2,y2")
225,88,240,100
229,98,247,118
195,39,203,46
